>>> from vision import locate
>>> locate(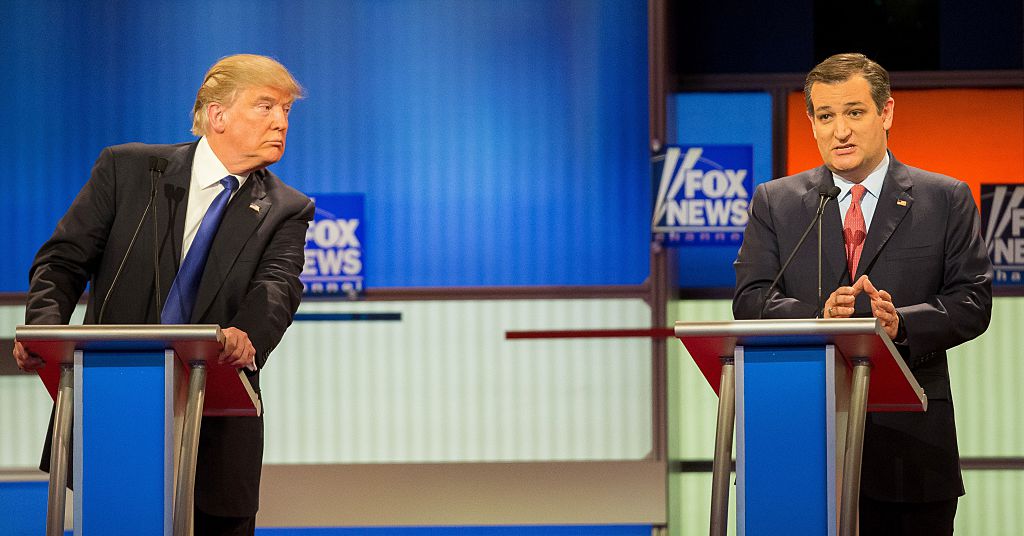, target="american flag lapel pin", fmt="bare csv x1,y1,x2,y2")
250,203,261,213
